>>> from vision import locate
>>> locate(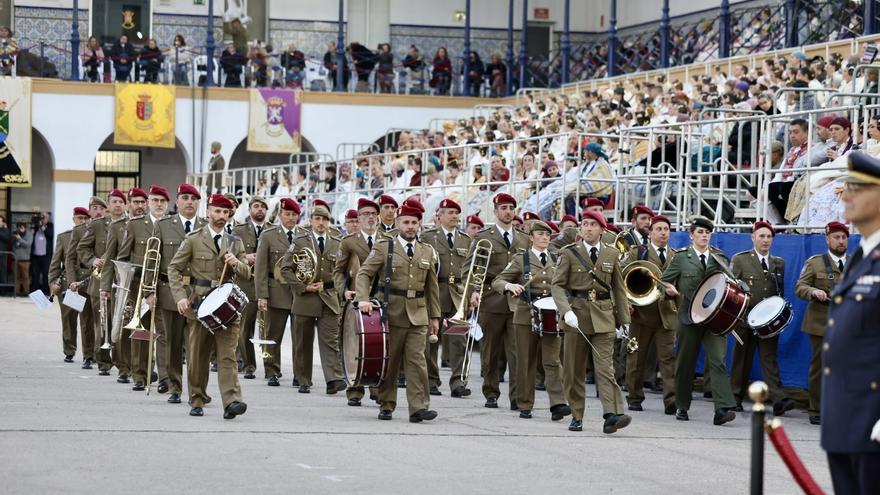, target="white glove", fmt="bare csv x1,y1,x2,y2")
563,310,579,329
616,324,630,339
871,419,880,443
